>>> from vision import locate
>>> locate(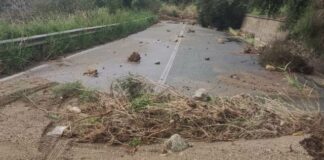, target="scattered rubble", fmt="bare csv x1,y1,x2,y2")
230,74,240,80
128,52,141,63
193,88,210,102
164,134,191,152
83,69,98,77
187,29,195,33
243,46,258,54
178,35,184,38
